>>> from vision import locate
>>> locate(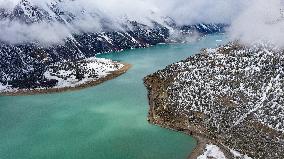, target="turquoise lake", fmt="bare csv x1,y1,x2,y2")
0,34,227,159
